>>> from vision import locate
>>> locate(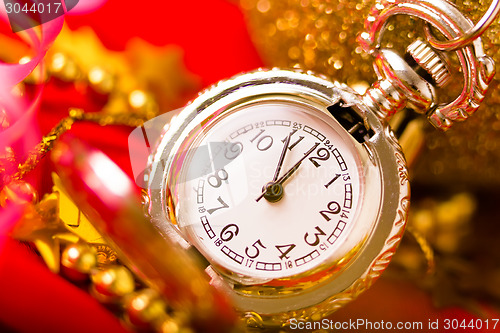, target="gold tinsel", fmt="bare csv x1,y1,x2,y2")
241,0,500,187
